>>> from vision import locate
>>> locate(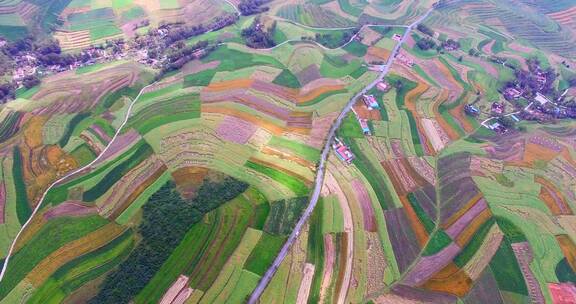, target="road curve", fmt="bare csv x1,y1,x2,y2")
247,6,435,304
0,82,156,282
